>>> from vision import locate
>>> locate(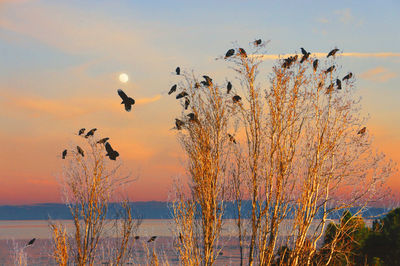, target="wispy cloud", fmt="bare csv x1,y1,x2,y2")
360,67,397,83
256,52,400,60
136,94,162,105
